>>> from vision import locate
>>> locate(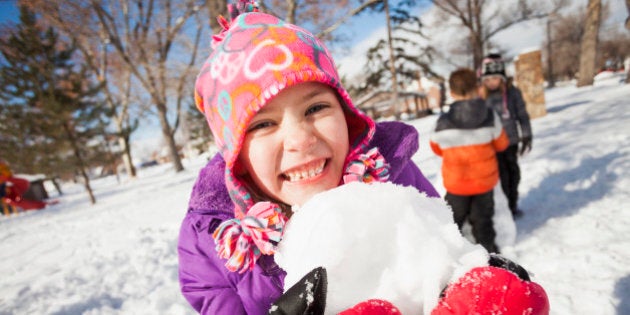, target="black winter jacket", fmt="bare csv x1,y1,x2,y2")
486,85,532,145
